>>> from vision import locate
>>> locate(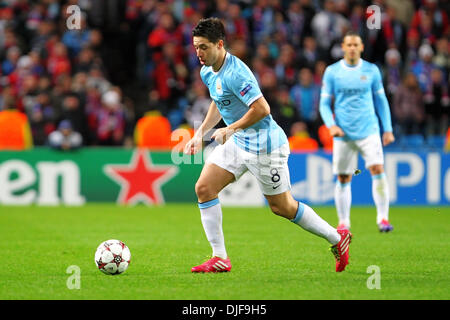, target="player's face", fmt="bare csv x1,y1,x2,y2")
341,36,364,62
193,36,222,66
